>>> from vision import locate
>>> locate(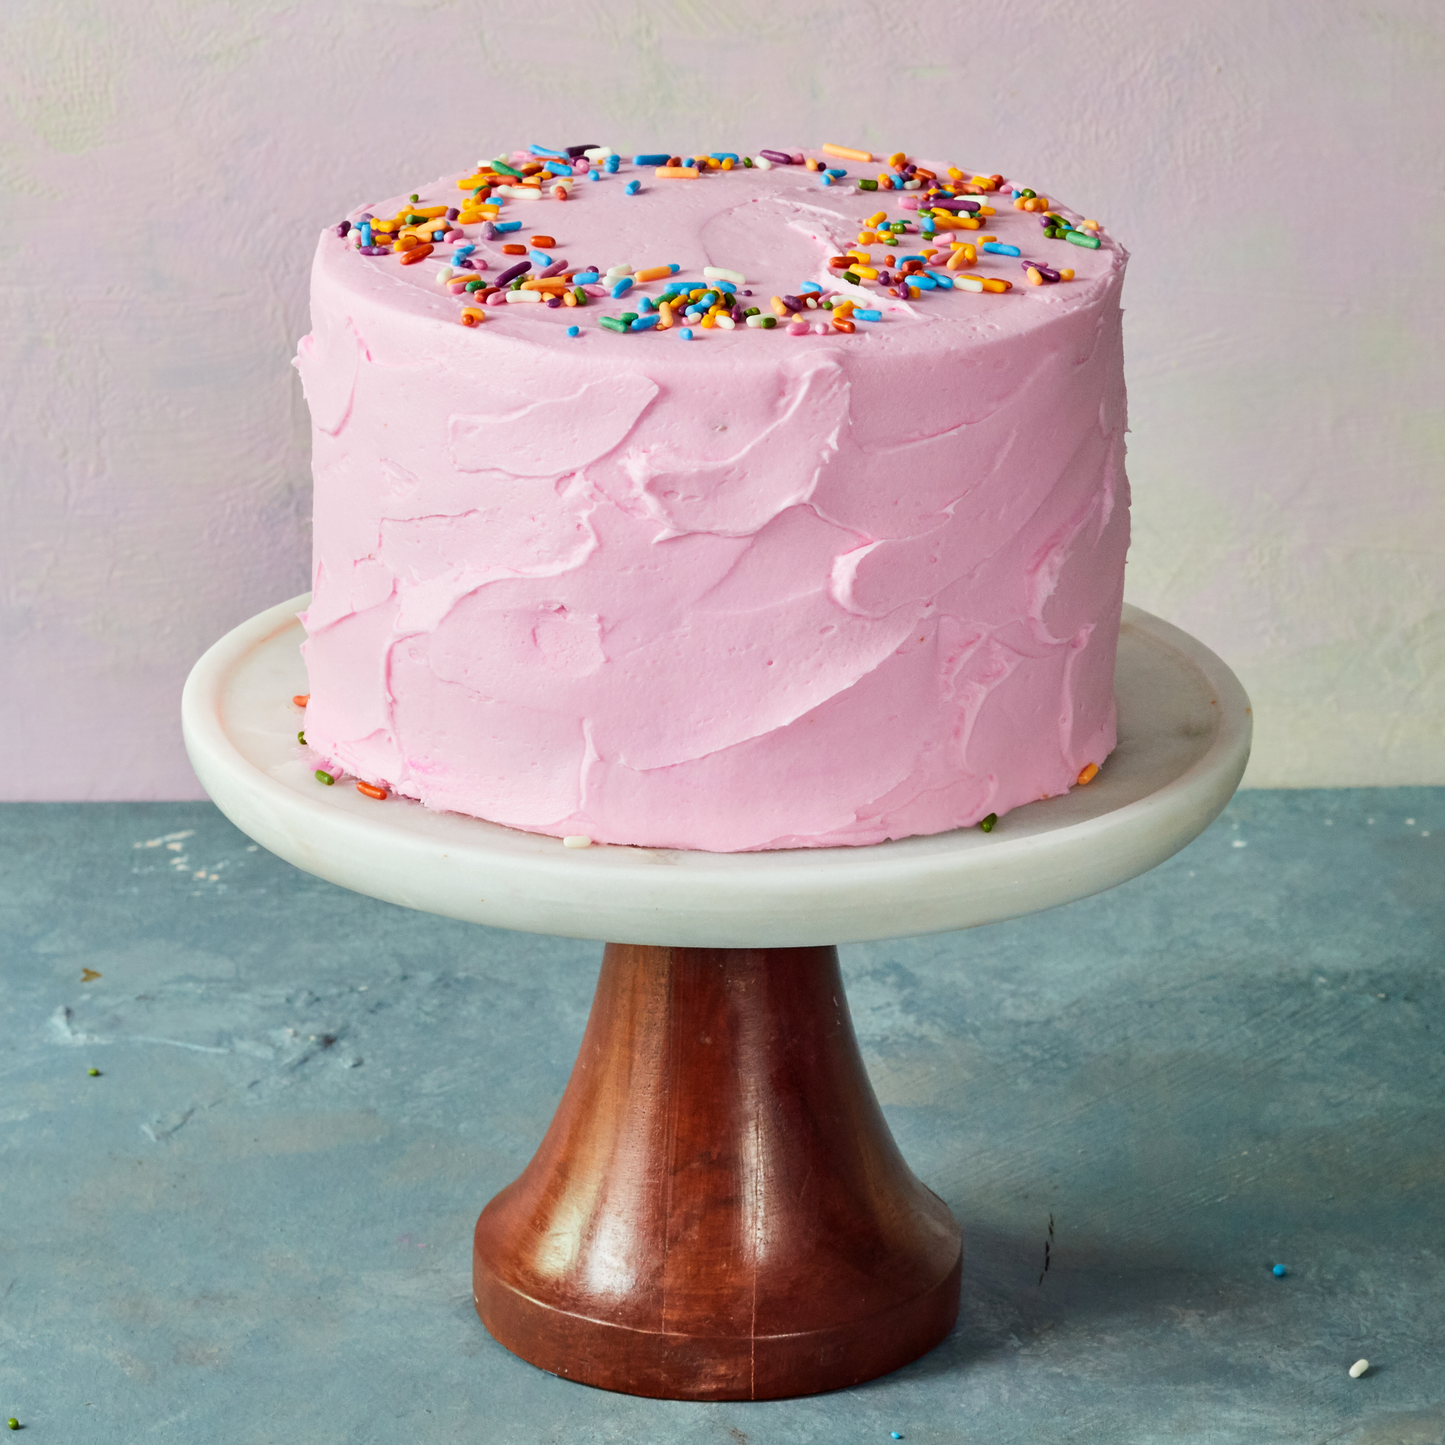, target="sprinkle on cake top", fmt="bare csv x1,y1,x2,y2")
330,143,1114,338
